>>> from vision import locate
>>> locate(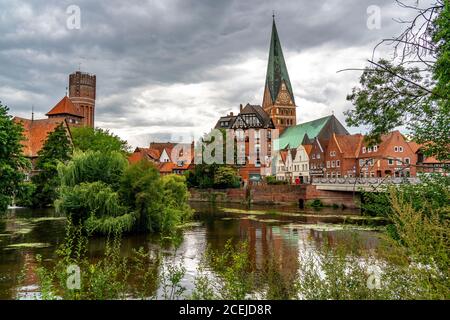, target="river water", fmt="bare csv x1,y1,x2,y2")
0,202,382,299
